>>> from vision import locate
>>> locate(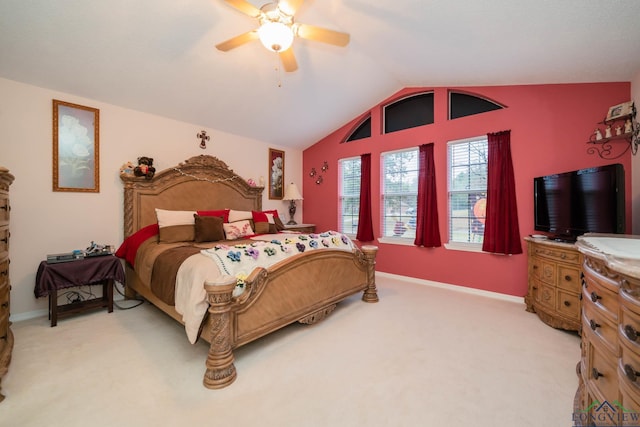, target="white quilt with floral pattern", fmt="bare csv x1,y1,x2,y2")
201,231,355,285
174,231,355,343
